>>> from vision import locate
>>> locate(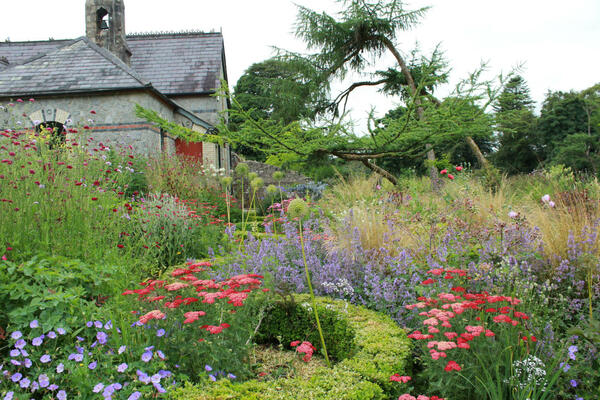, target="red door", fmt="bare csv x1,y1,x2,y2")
175,139,203,161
